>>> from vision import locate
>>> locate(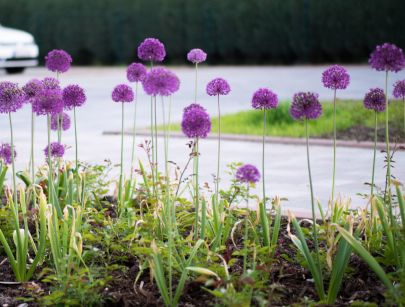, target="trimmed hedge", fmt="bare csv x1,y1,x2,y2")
0,0,404,65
